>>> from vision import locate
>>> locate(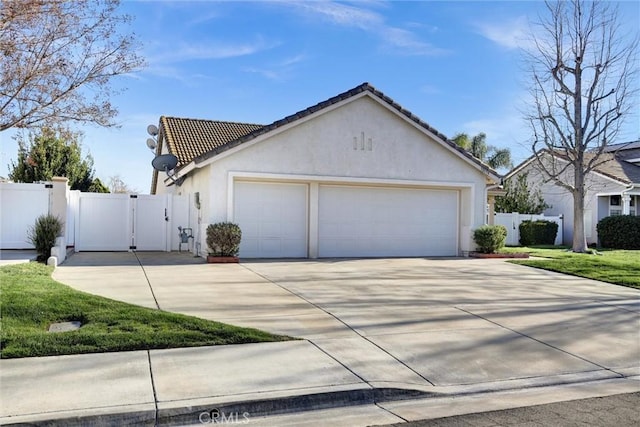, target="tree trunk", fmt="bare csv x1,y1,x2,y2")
572,171,588,252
